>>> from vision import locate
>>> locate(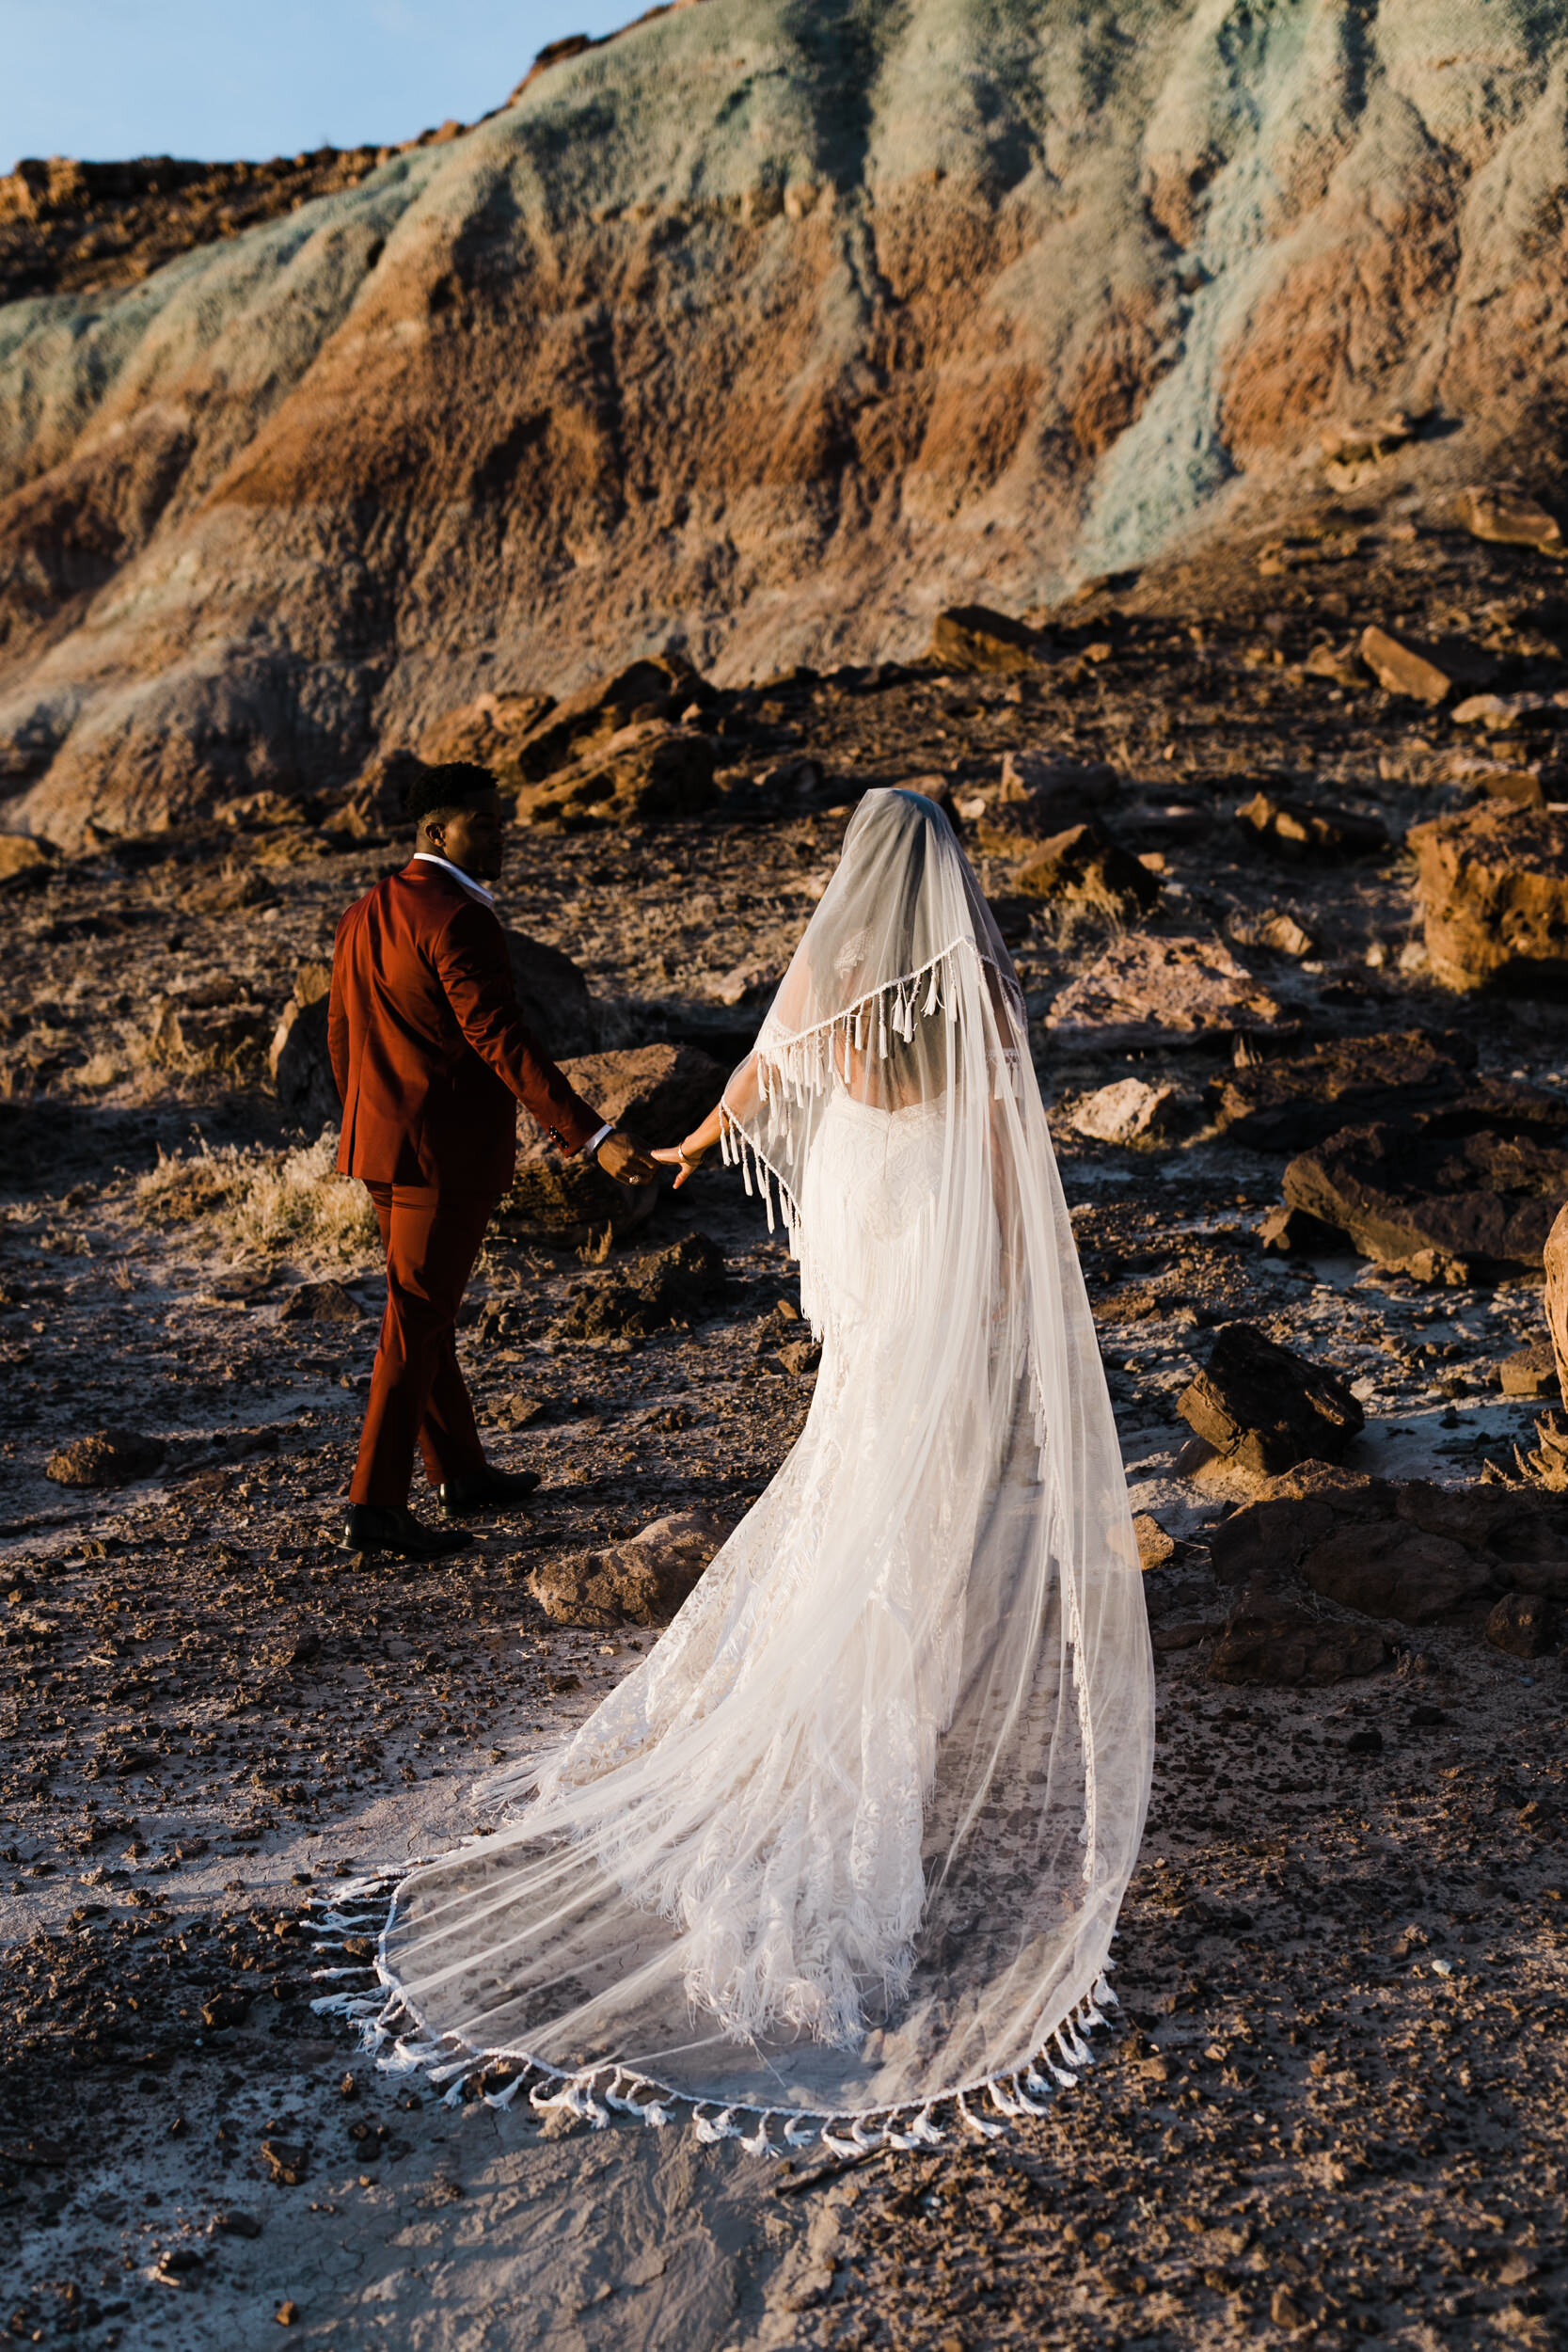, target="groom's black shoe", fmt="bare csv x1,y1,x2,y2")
341,1503,473,1560
438,1464,542,1518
